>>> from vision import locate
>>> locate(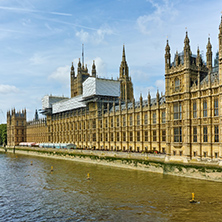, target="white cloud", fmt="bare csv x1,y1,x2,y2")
0,84,19,94
93,57,107,77
130,69,150,83
137,0,178,35
48,65,70,87
134,85,156,100
76,30,89,42
75,27,114,44
155,79,165,94
30,53,47,65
